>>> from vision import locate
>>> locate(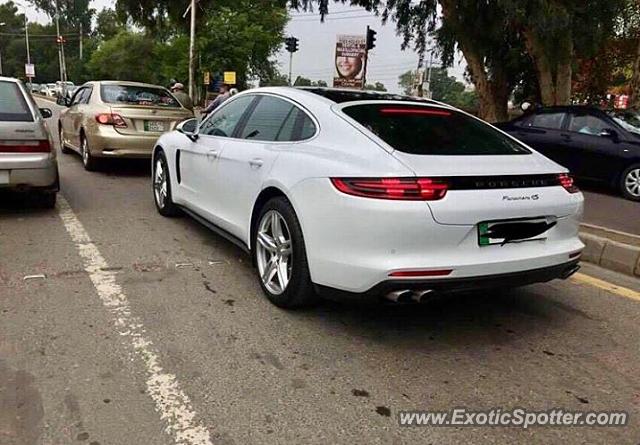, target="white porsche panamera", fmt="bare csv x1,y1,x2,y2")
151,87,584,308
